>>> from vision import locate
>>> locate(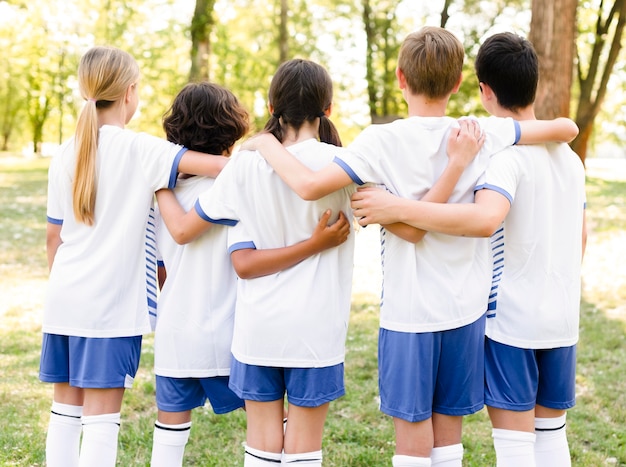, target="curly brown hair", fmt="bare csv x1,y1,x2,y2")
163,82,249,155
